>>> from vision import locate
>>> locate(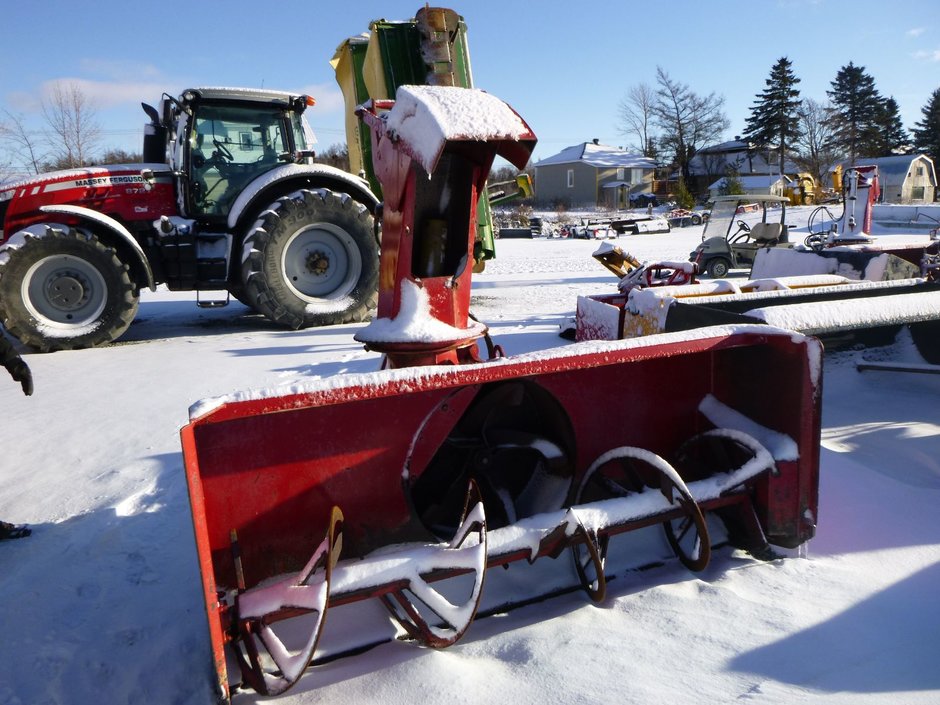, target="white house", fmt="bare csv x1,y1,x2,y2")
533,141,657,208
